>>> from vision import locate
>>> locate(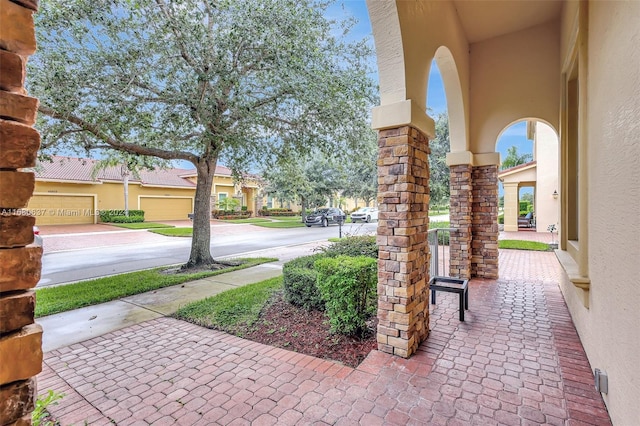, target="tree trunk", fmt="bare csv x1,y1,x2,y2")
300,195,306,223
184,156,216,268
